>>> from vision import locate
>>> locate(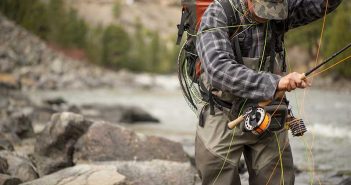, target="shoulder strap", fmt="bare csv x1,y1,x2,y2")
218,0,244,64
217,0,239,37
